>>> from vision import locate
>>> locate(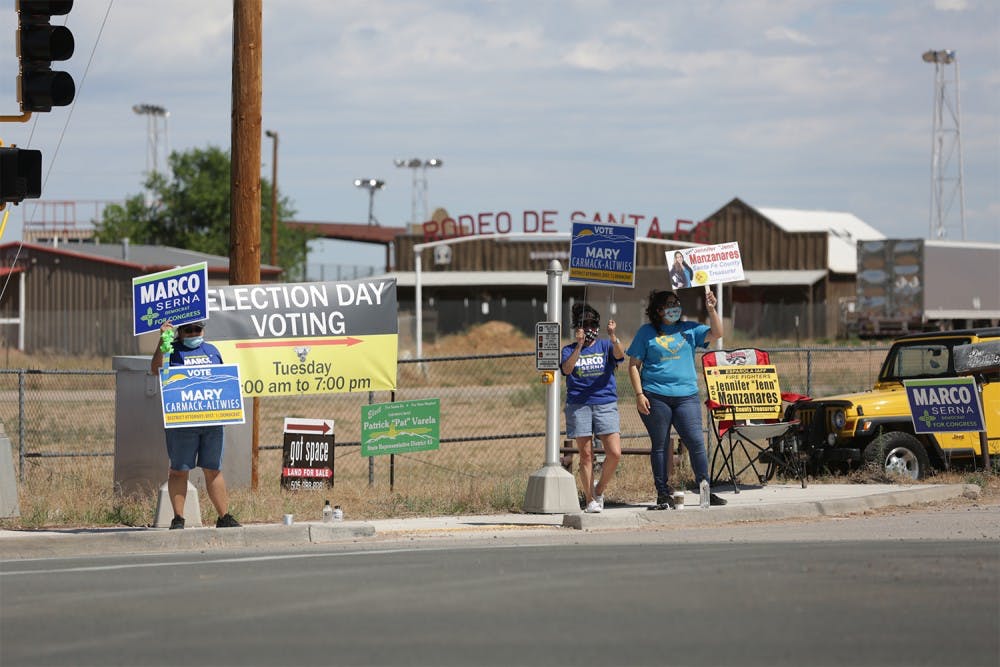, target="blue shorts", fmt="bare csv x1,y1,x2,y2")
565,402,620,439
165,425,225,471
